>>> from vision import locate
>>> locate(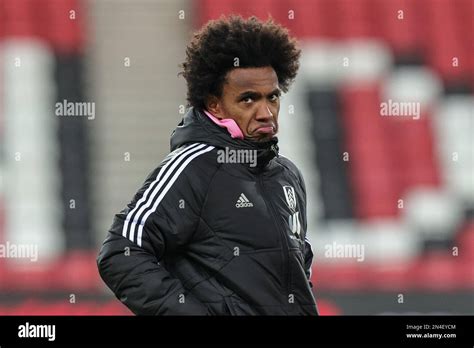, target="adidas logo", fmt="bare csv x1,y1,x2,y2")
235,193,254,208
